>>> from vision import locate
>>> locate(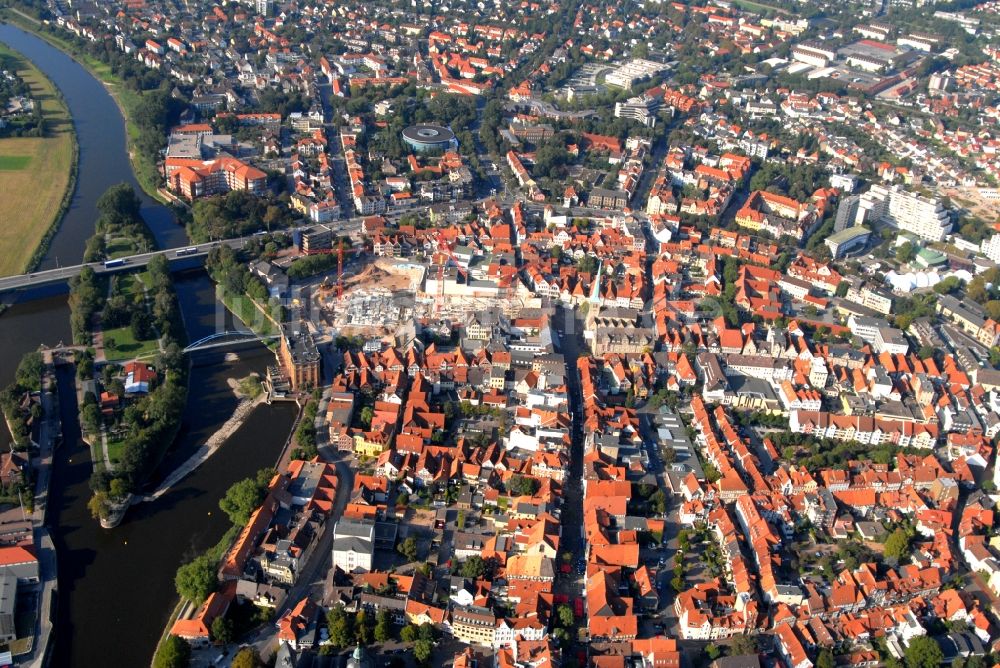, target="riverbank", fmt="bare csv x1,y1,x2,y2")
0,9,166,203
24,353,63,667
150,394,307,666
140,388,268,503
0,42,76,277
0,25,294,662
